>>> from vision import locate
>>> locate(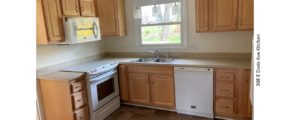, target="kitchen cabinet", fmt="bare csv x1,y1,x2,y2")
195,0,209,32
213,0,238,31
42,0,65,42
61,0,80,16
38,72,89,120
124,65,175,109
37,0,48,45
61,0,96,16
95,0,127,36
128,73,150,104
118,65,129,102
80,0,96,16
195,0,253,32
214,68,252,119
150,75,175,108
238,70,252,119
238,0,254,30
